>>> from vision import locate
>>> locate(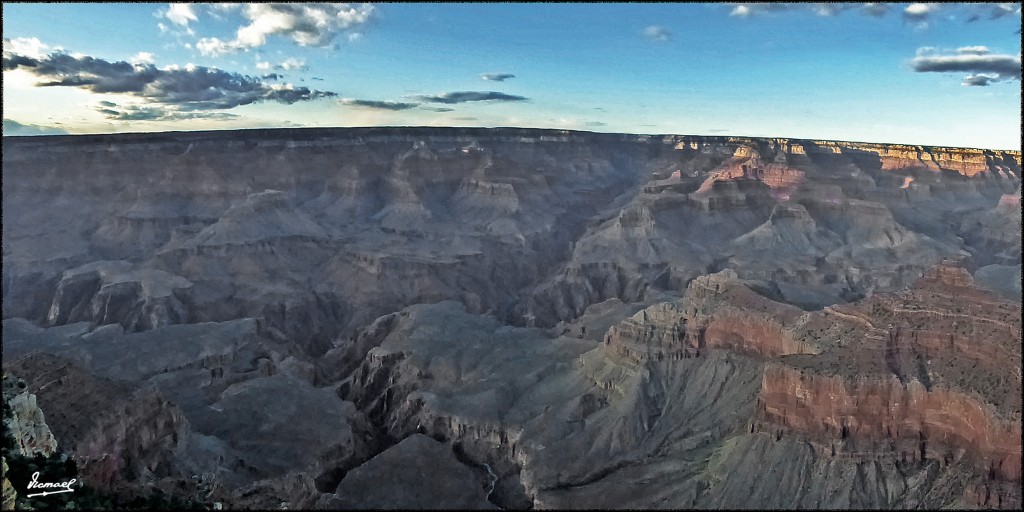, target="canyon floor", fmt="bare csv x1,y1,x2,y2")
2,127,1021,509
